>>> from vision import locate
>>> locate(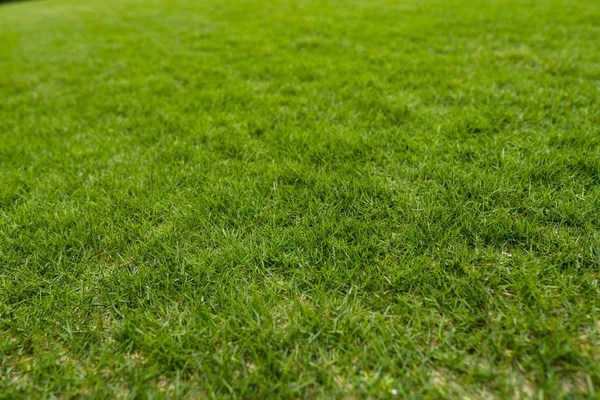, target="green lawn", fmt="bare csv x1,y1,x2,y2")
1,0,599,397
